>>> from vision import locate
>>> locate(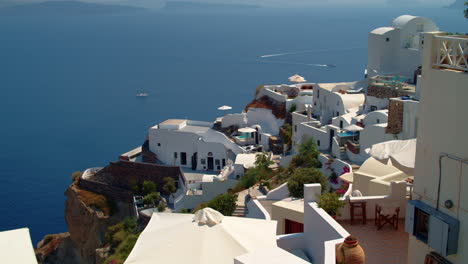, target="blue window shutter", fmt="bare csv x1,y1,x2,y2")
405,202,415,234
428,216,449,256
